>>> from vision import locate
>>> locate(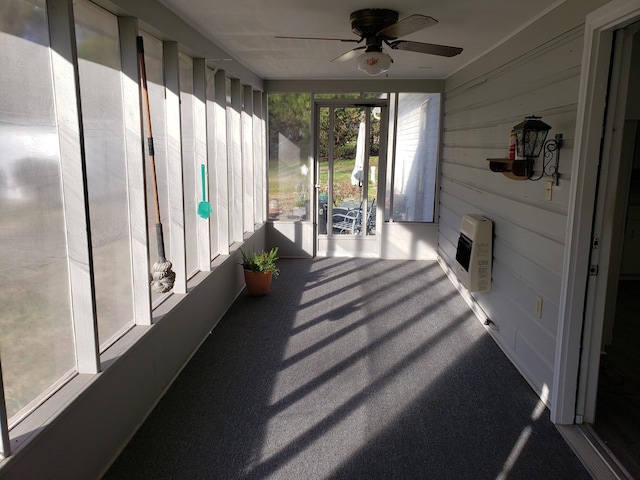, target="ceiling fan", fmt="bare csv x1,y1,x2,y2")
276,9,463,76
